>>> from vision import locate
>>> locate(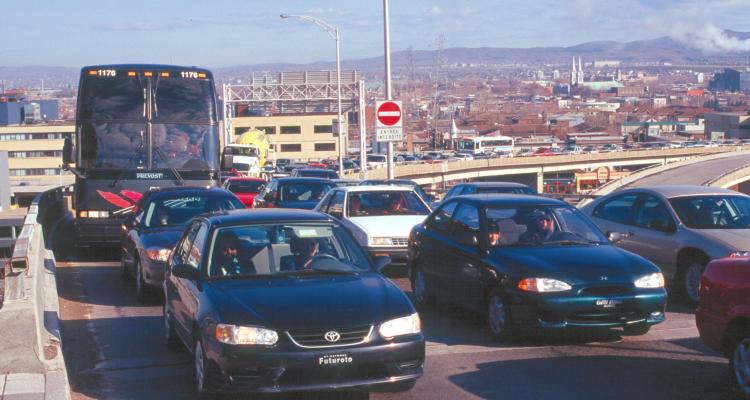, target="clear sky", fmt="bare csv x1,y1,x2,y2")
1,0,749,67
